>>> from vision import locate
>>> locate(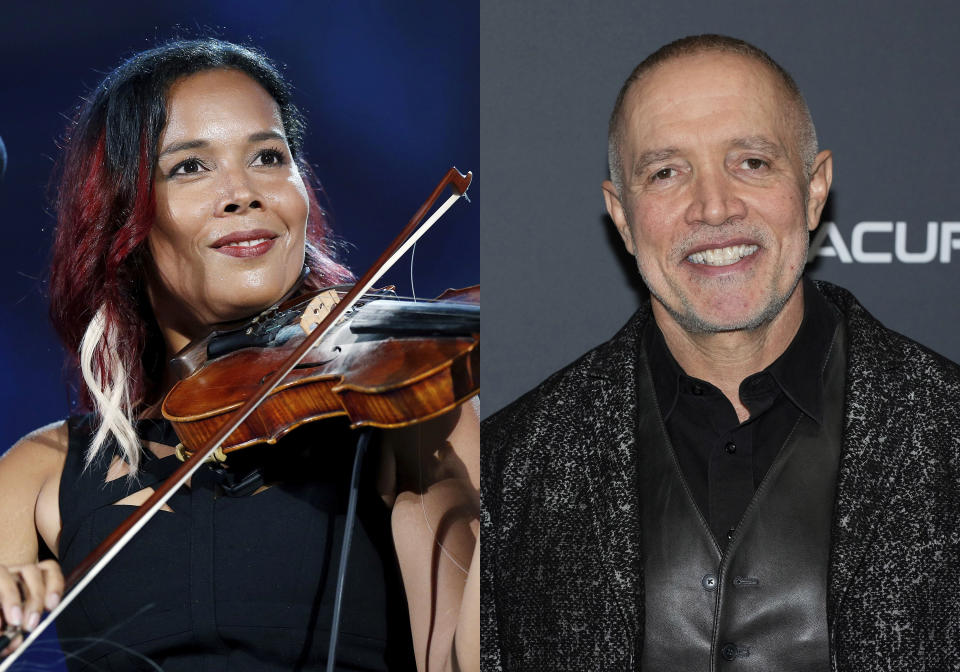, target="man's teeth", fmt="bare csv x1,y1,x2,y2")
687,244,758,266
224,238,270,248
